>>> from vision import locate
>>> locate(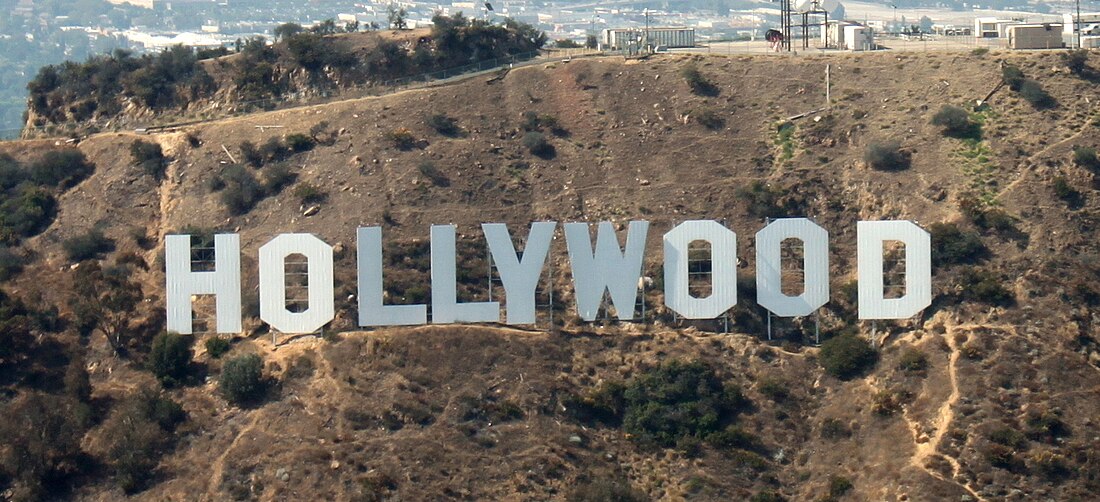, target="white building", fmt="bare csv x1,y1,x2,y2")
975,17,1021,38
824,21,873,51
601,27,695,50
